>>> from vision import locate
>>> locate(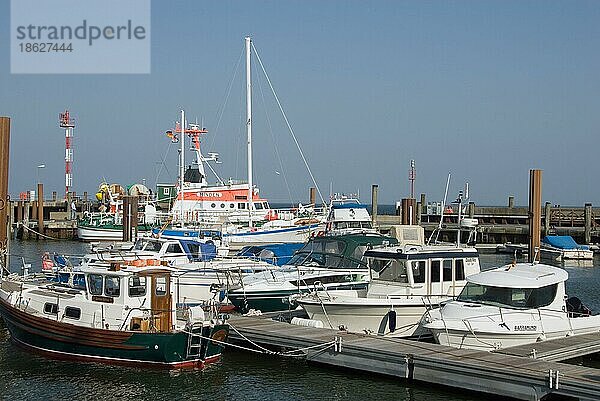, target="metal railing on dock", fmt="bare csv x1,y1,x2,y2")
227,314,600,401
